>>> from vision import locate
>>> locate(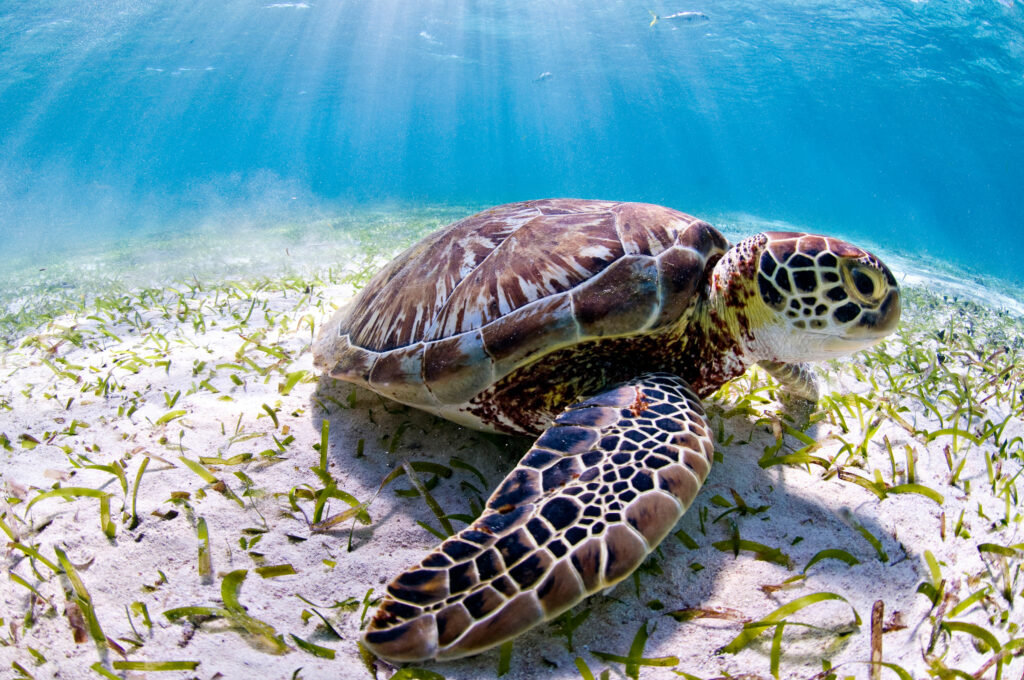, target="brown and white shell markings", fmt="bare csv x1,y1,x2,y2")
313,199,901,663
